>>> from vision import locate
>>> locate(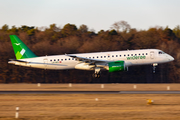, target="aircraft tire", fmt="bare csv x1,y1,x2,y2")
92,73,100,78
